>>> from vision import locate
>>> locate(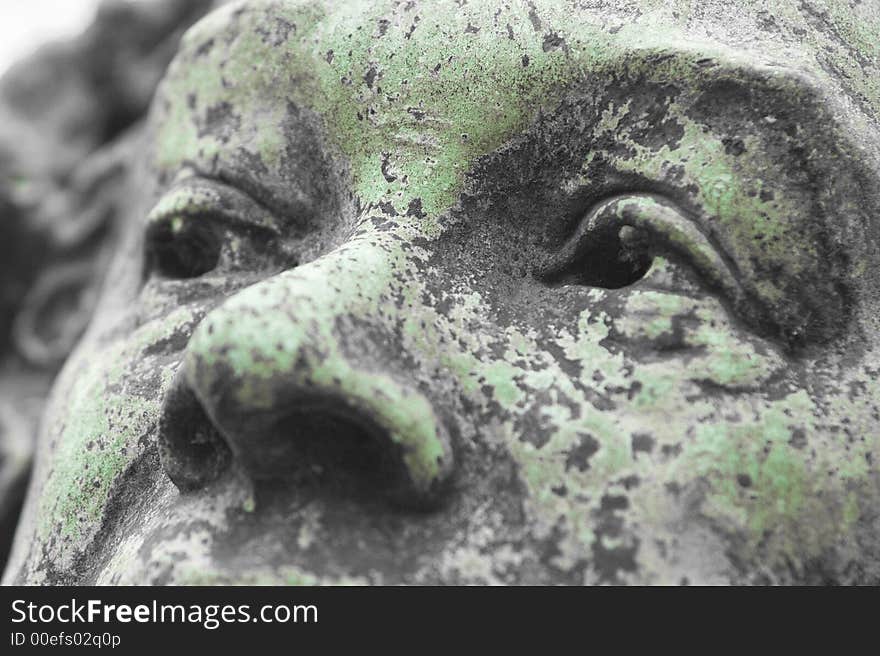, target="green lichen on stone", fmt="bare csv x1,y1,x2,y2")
8,0,879,586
